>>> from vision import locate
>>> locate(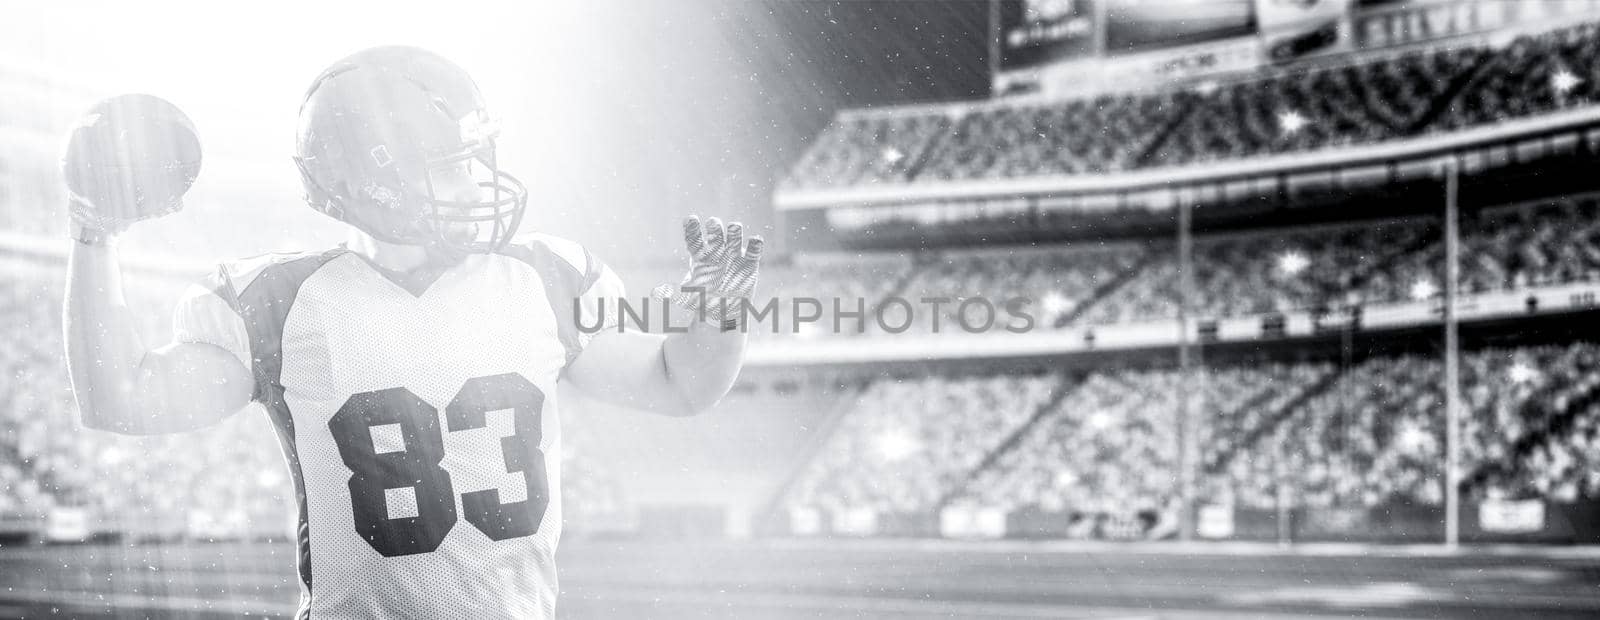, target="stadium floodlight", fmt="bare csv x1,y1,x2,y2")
1398,422,1432,456
1042,291,1072,317
1509,361,1540,384
1411,277,1440,301
1276,250,1309,276
1278,110,1308,136
1552,68,1583,95
876,429,921,462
